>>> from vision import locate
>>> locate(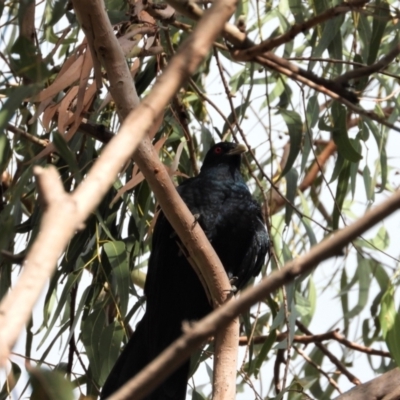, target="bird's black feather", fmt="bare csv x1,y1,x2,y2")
101,142,269,399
